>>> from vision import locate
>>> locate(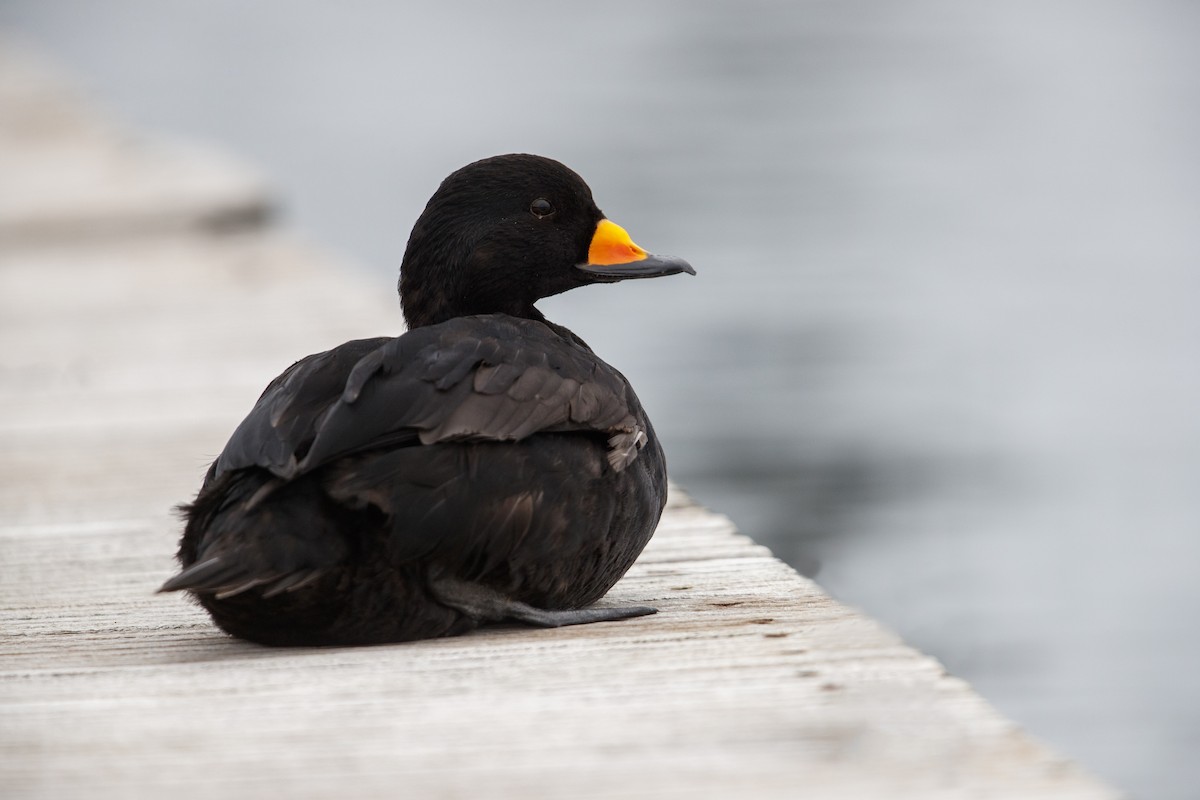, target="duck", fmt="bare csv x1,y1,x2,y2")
160,154,694,646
